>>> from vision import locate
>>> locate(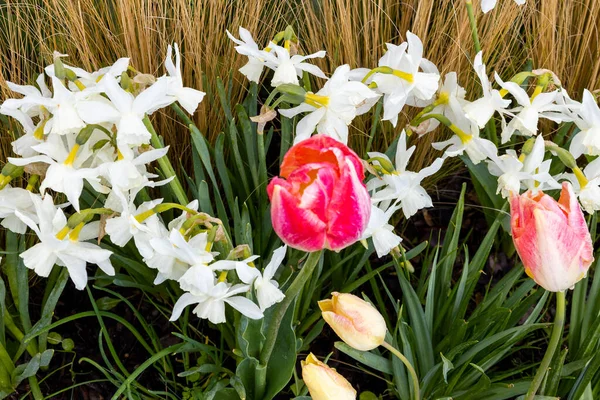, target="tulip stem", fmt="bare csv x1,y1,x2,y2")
259,250,323,366
382,341,420,400
525,290,565,400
